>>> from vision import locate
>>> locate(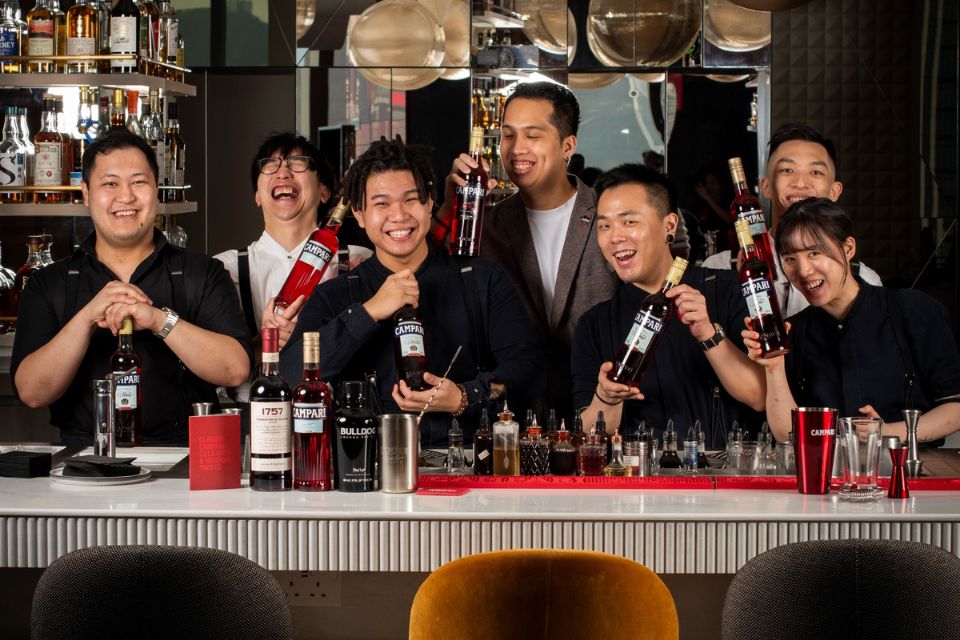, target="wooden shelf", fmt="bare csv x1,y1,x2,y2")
0,72,195,97
0,201,198,217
